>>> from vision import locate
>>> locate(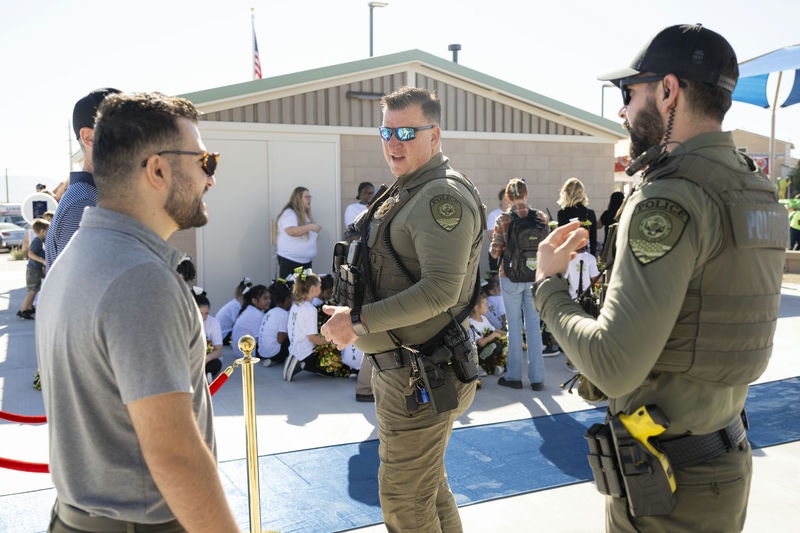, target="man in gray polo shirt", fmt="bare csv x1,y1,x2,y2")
36,92,236,532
